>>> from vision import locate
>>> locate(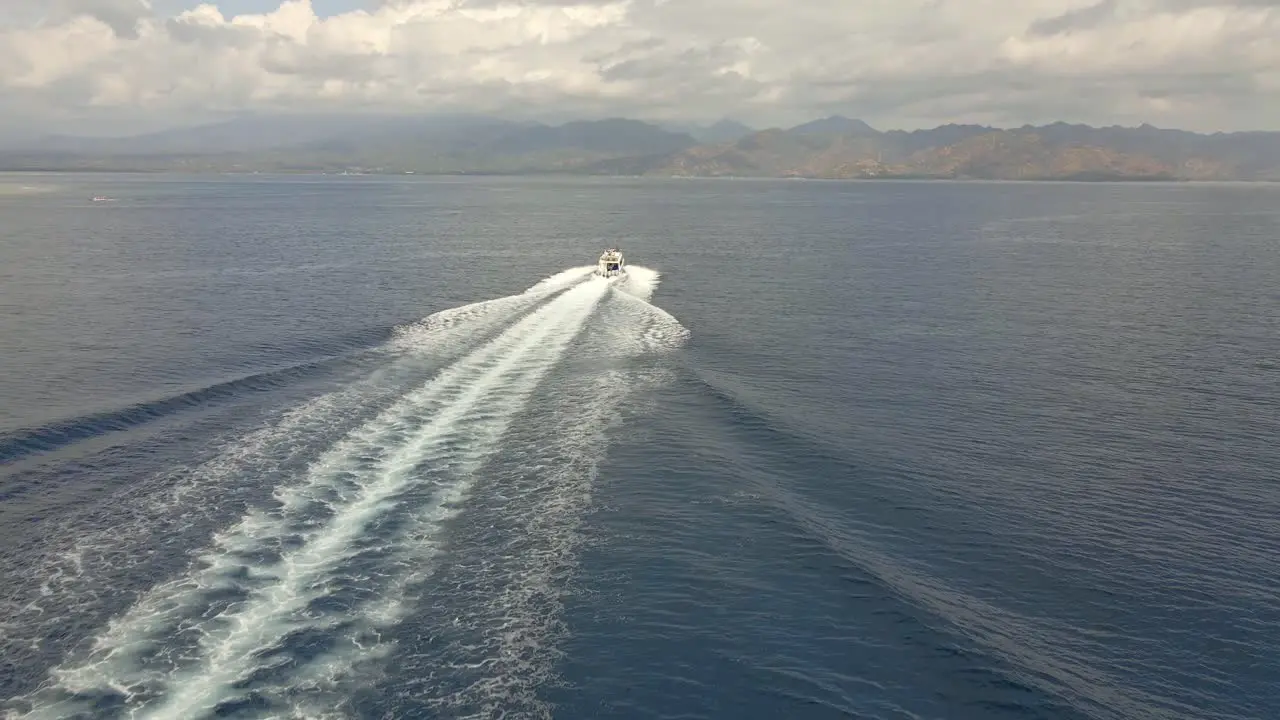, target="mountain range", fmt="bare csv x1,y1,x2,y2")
3,114,1279,181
